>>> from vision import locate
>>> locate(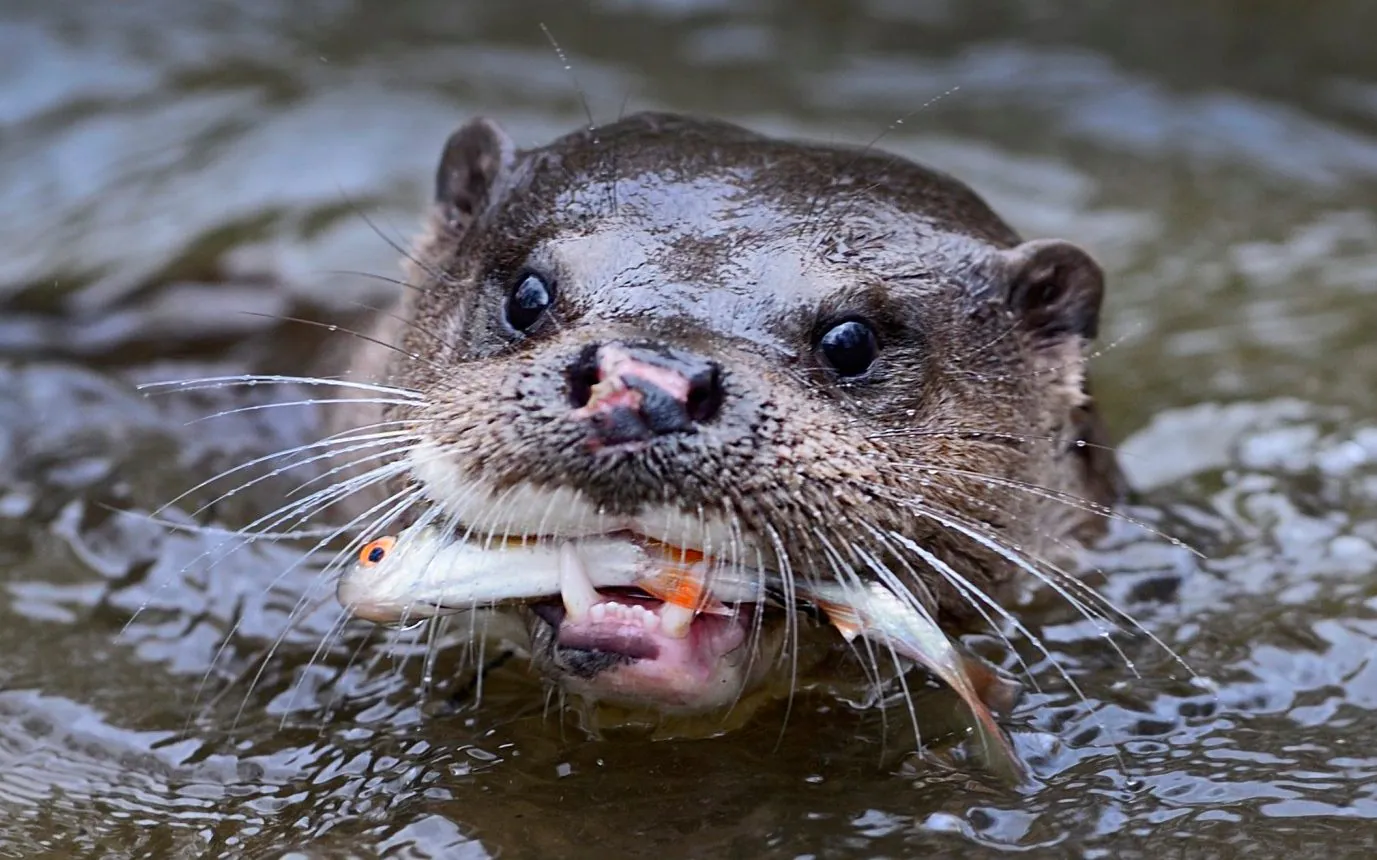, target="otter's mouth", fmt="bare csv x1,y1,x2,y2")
528,589,756,705
531,591,751,664
524,540,760,708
